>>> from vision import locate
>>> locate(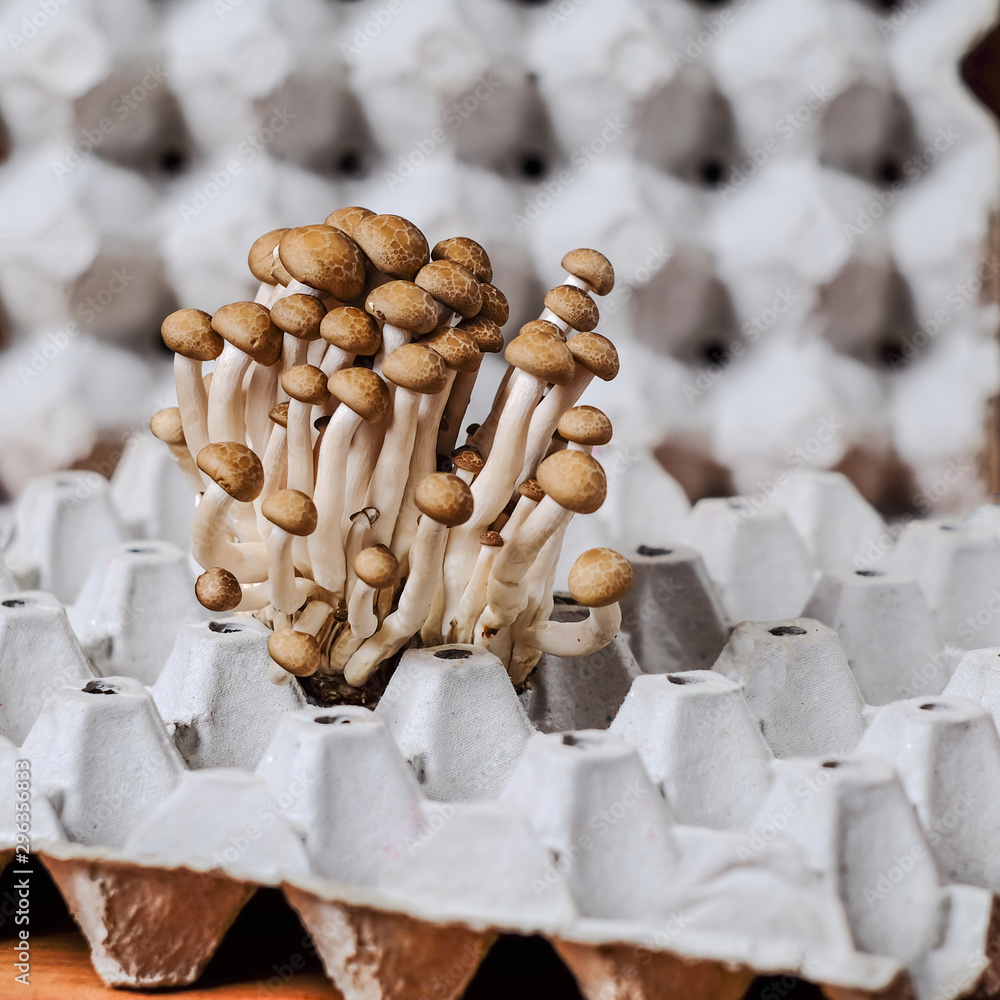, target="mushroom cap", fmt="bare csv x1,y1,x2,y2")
544,285,599,332
415,473,474,527
536,449,606,514
557,405,613,446
568,331,619,380
520,318,565,342
457,316,504,353
150,407,185,445
211,302,282,366
196,442,265,502
161,308,223,361
353,214,430,280
278,225,366,300
432,236,493,283
505,328,576,385
422,326,481,373
269,294,326,341
479,530,504,547
268,629,320,677
561,249,615,296
262,489,318,535
269,402,289,428
451,447,484,474
195,567,242,612
281,364,330,405
248,229,288,284
477,283,510,326
354,544,400,588
327,367,390,422
325,206,374,237
415,260,482,318
518,478,545,502
320,306,382,355
271,257,294,286
568,547,634,606
365,280,438,334
382,342,449,394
